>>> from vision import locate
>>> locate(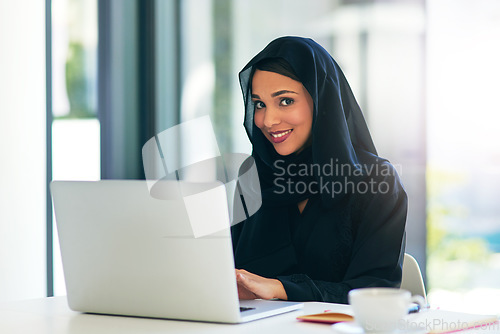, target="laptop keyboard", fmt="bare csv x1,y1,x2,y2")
240,307,255,312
